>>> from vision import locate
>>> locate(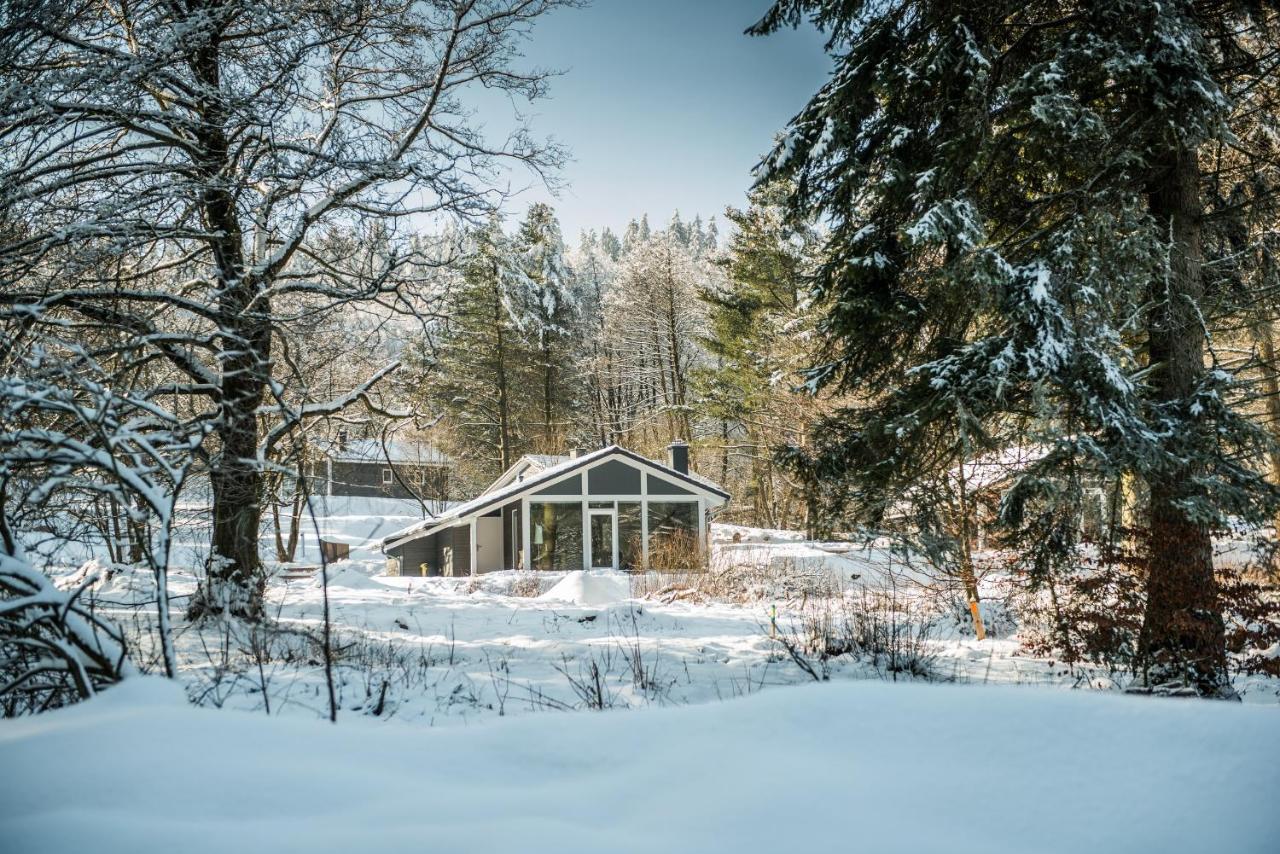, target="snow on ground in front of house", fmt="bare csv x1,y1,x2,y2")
52,503,1280,724
2,674,1277,854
